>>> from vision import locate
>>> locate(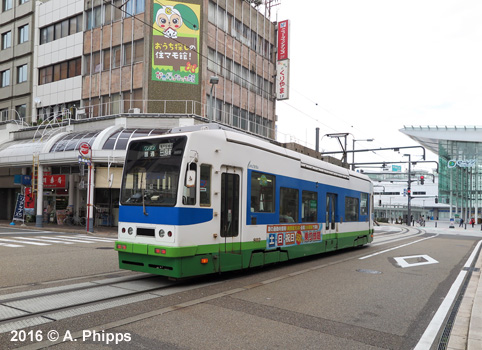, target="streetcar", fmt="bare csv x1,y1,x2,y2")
115,124,373,278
